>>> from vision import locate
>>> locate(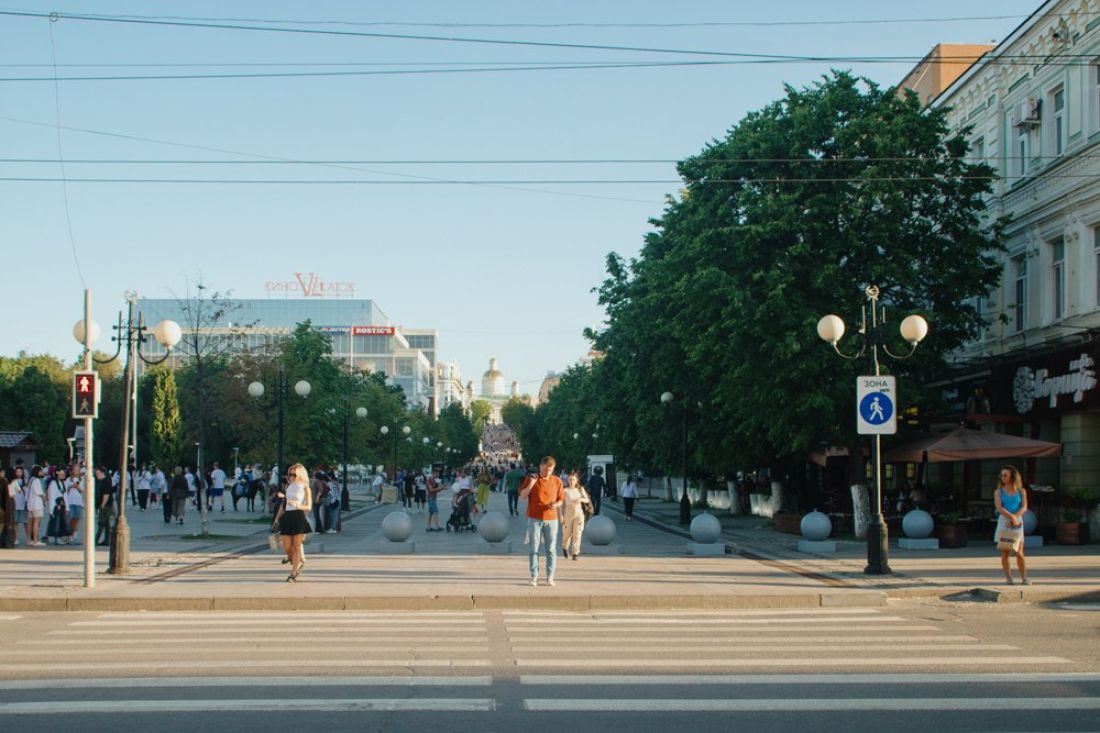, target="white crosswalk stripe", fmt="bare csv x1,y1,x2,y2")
503,608,1074,673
